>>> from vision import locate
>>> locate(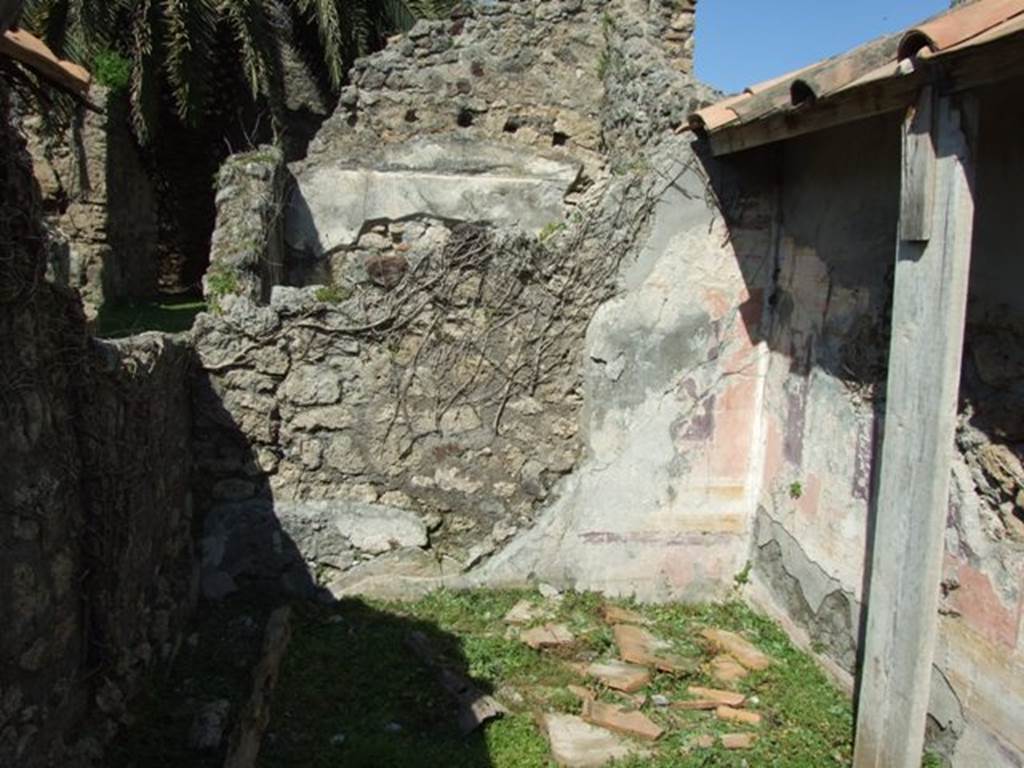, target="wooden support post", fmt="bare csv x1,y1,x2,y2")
853,89,976,768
